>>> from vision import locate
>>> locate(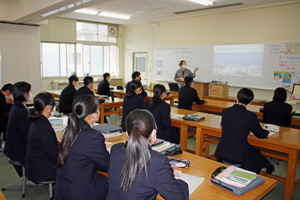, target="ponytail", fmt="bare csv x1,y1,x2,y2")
127,80,141,97
120,109,157,191
28,93,55,122
147,84,166,110
28,108,40,122
120,126,151,192
56,112,81,168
